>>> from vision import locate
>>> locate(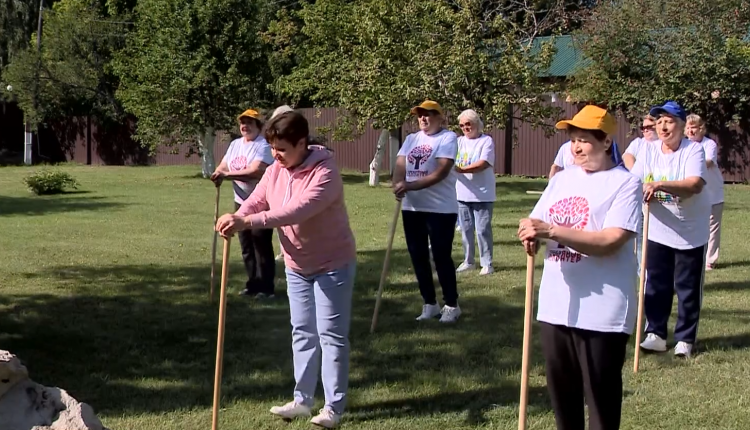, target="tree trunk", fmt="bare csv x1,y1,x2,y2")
369,129,389,186
197,127,216,178
388,127,400,177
